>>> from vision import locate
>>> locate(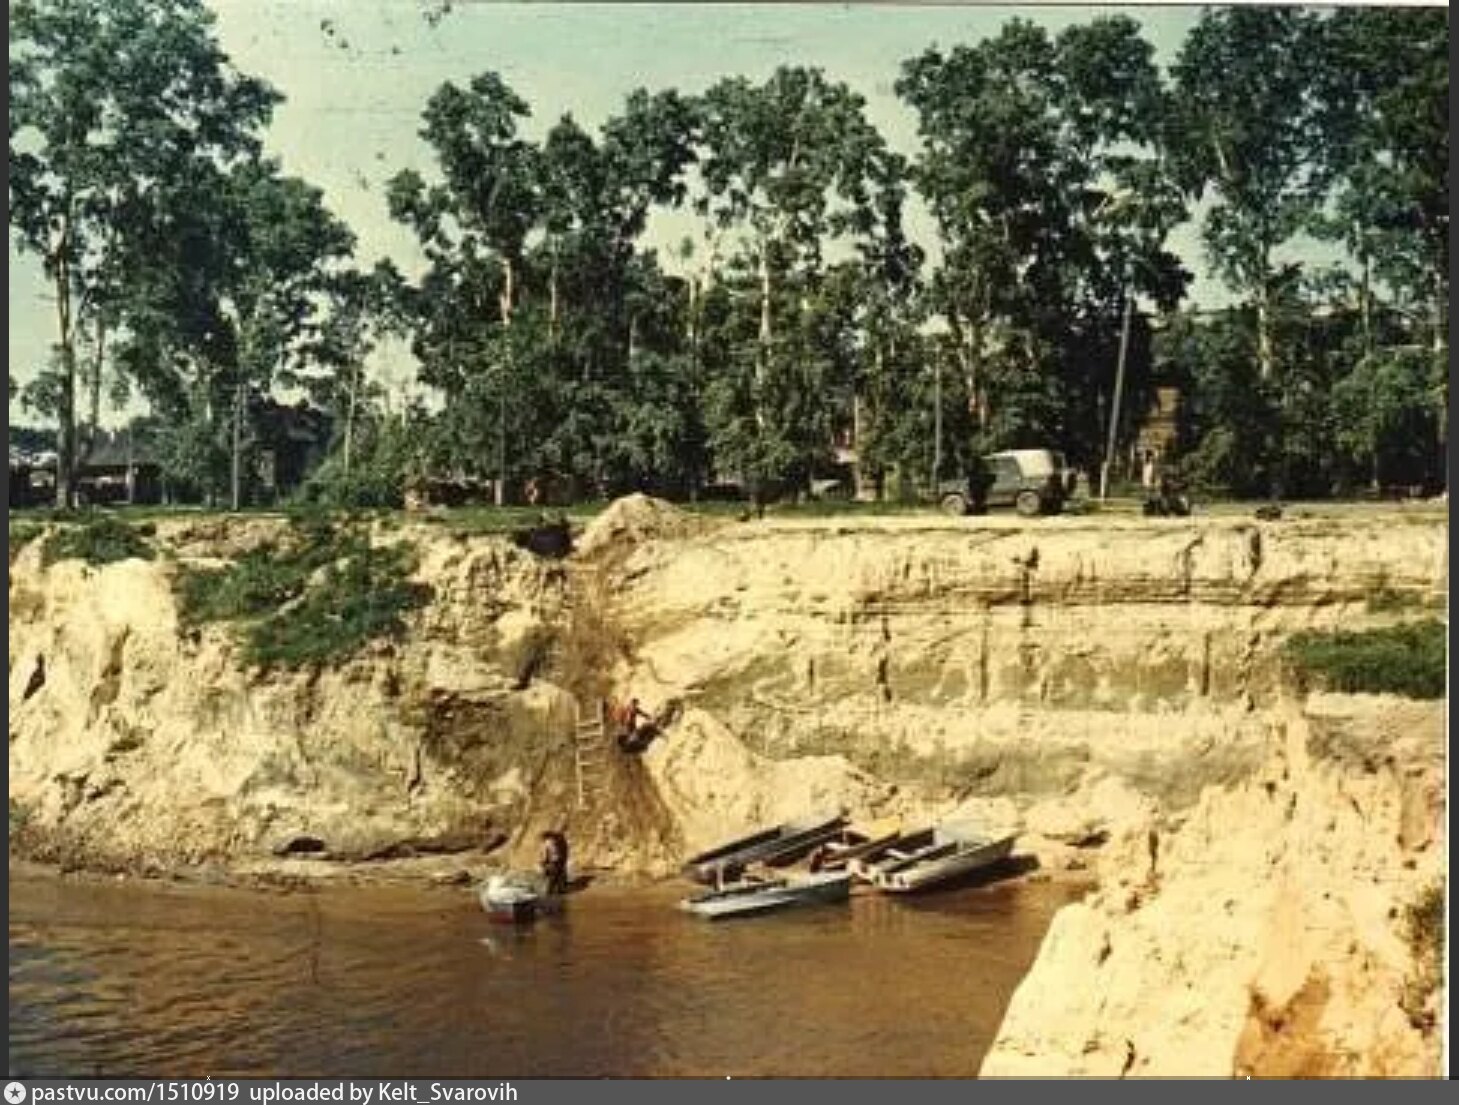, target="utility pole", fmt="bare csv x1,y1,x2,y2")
1099,286,1134,501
